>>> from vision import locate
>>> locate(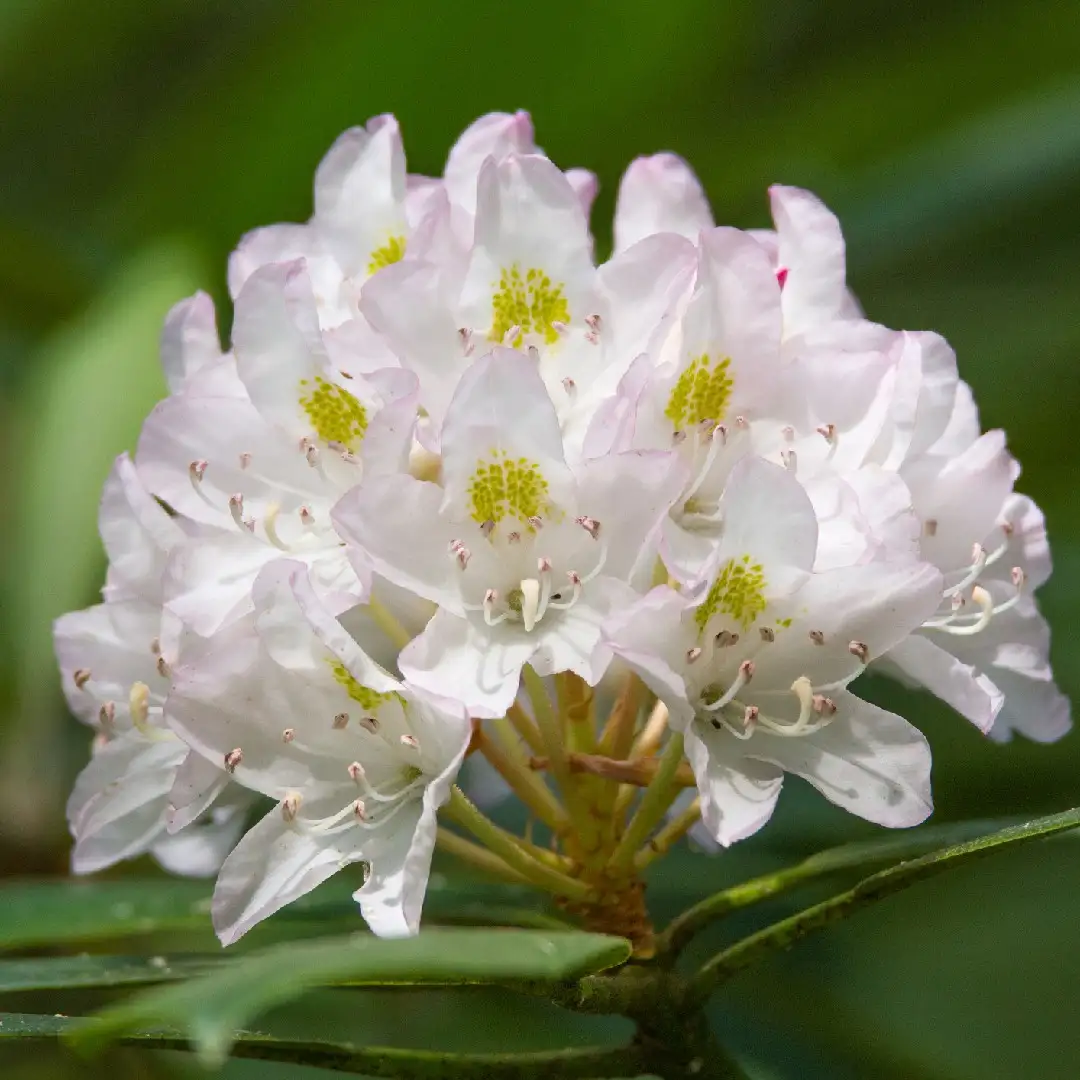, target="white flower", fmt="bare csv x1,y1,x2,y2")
165,559,471,943
334,349,687,716
54,455,251,875
137,262,417,636
604,456,942,845
867,332,1070,740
